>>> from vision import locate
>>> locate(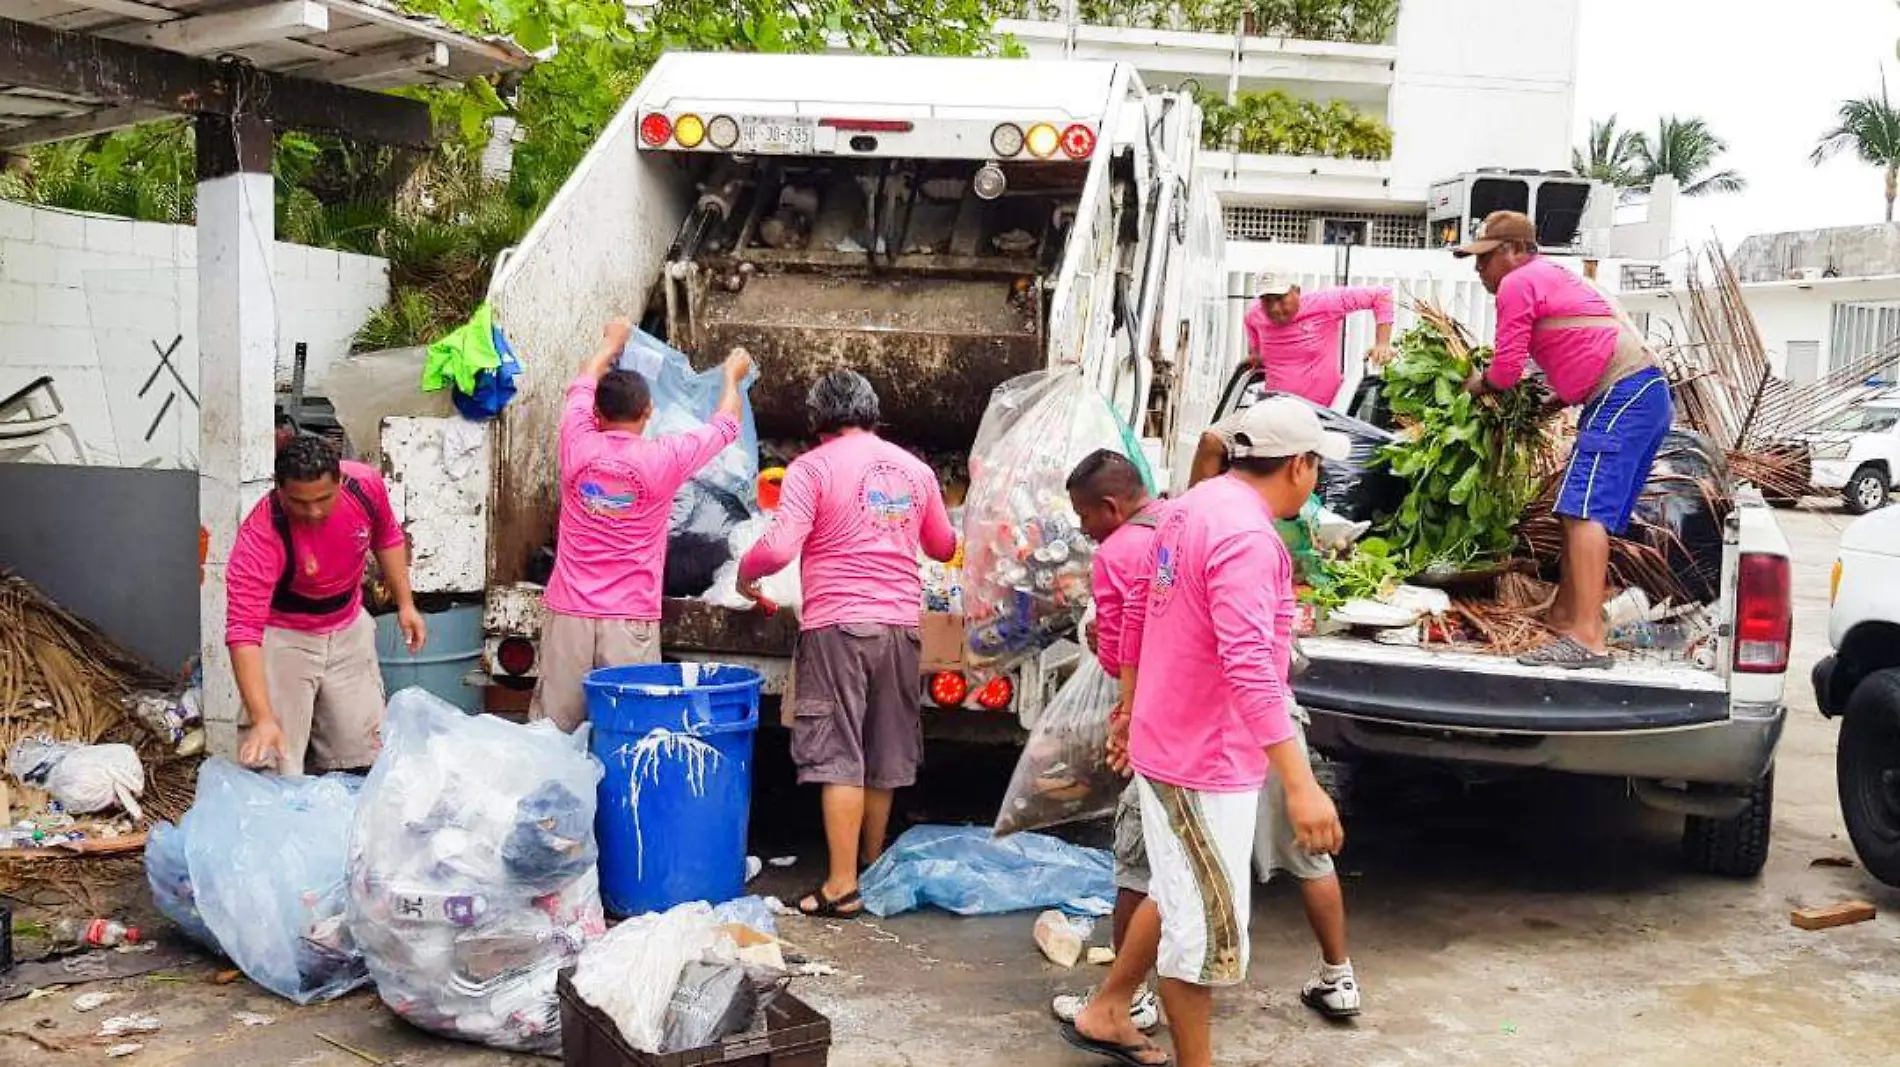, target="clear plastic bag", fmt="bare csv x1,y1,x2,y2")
701,515,804,611
8,737,144,818
858,824,1115,918
168,759,368,1004
346,687,606,1052
622,329,759,504
144,820,217,951
962,371,1146,668
993,659,1122,838
572,901,727,1054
